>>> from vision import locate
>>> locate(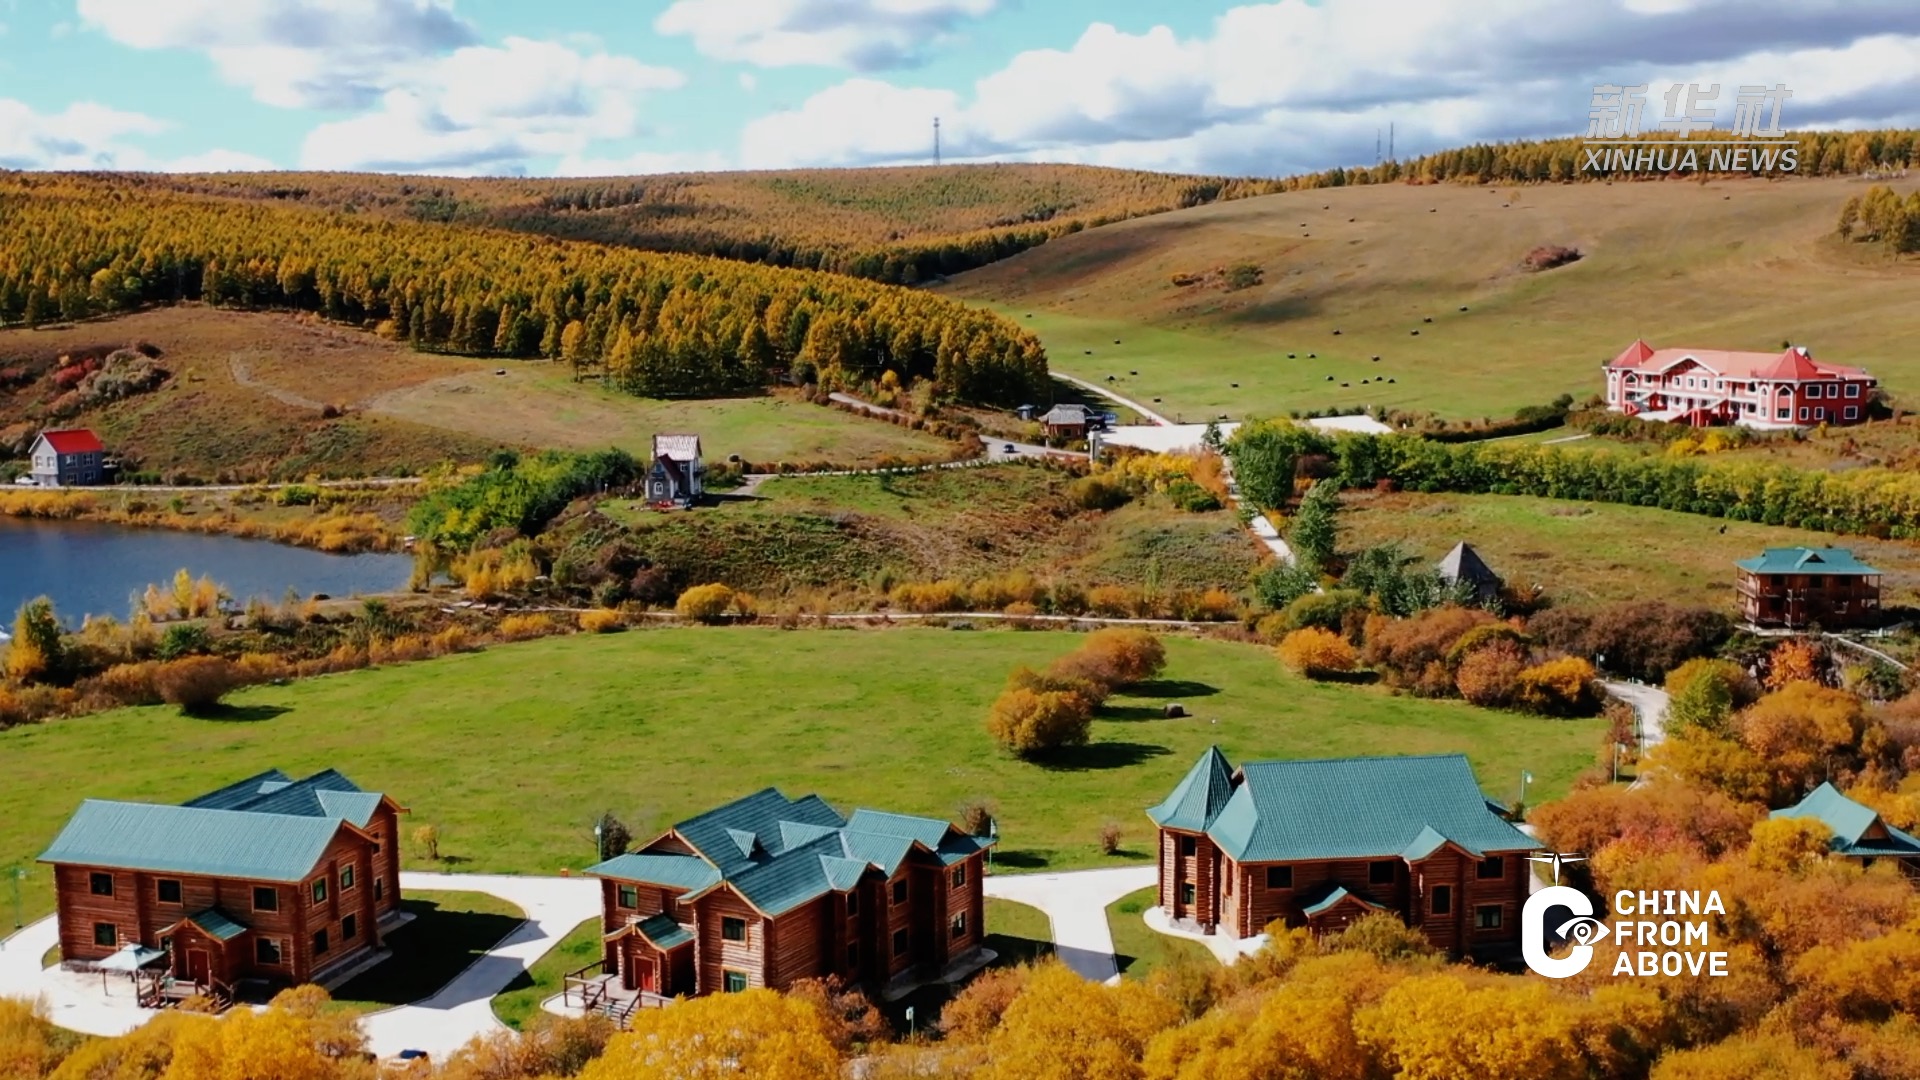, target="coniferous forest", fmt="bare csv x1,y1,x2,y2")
0,174,1051,405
